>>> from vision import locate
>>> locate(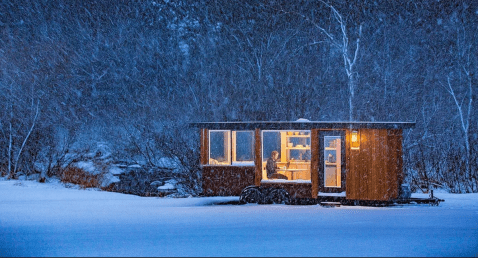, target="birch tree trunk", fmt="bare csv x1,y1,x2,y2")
7,83,13,178
297,1,362,121
12,101,40,178
444,20,475,192
446,75,473,192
